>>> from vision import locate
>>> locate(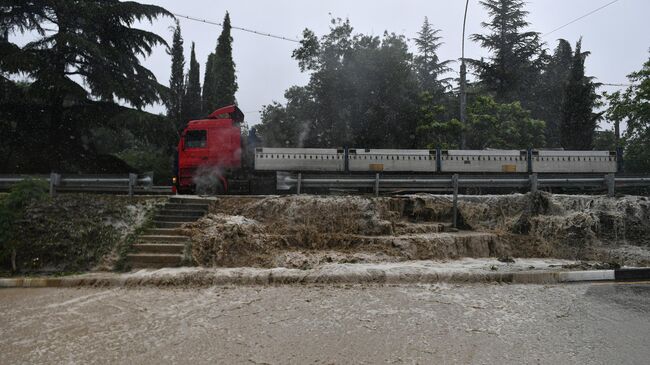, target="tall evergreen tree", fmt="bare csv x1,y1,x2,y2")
538,39,574,147
470,0,543,105
182,42,202,126
167,20,185,130
202,53,216,113
560,39,600,150
203,12,237,112
413,17,452,98
0,0,170,168
212,12,238,109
